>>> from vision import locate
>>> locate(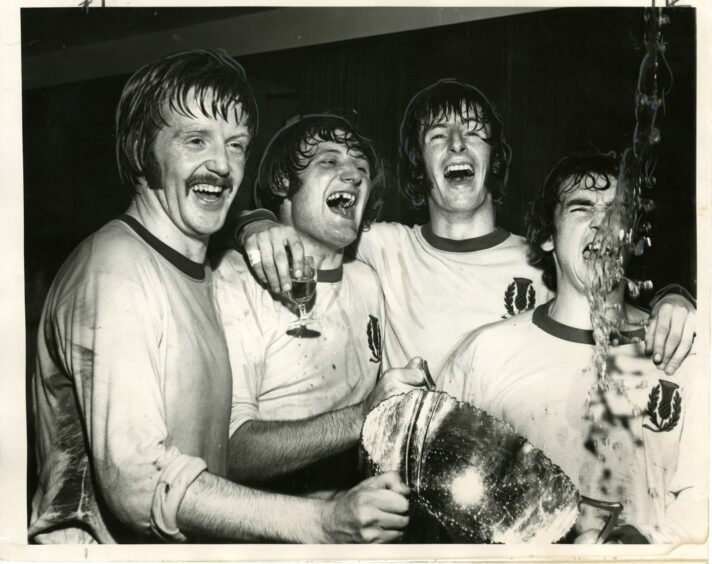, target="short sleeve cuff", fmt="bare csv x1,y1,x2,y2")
233,209,279,251
229,409,258,437
150,453,207,542
649,283,697,310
